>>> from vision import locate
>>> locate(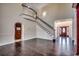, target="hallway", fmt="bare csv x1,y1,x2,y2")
0,38,74,56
